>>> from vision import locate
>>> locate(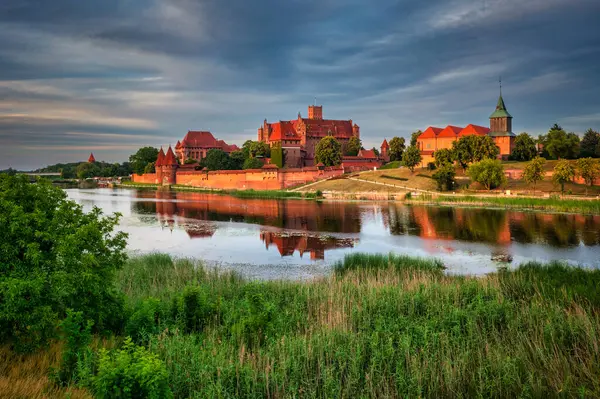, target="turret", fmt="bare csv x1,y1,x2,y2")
380,139,389,160
155,147,165,183
161,146,178,185
88,153,96,163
